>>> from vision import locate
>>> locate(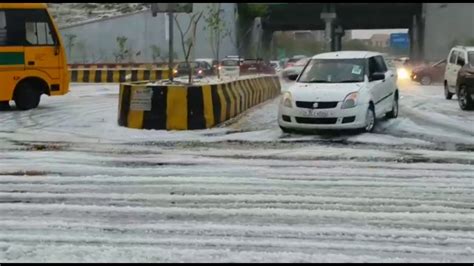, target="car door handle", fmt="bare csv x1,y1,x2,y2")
28,61,35,66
